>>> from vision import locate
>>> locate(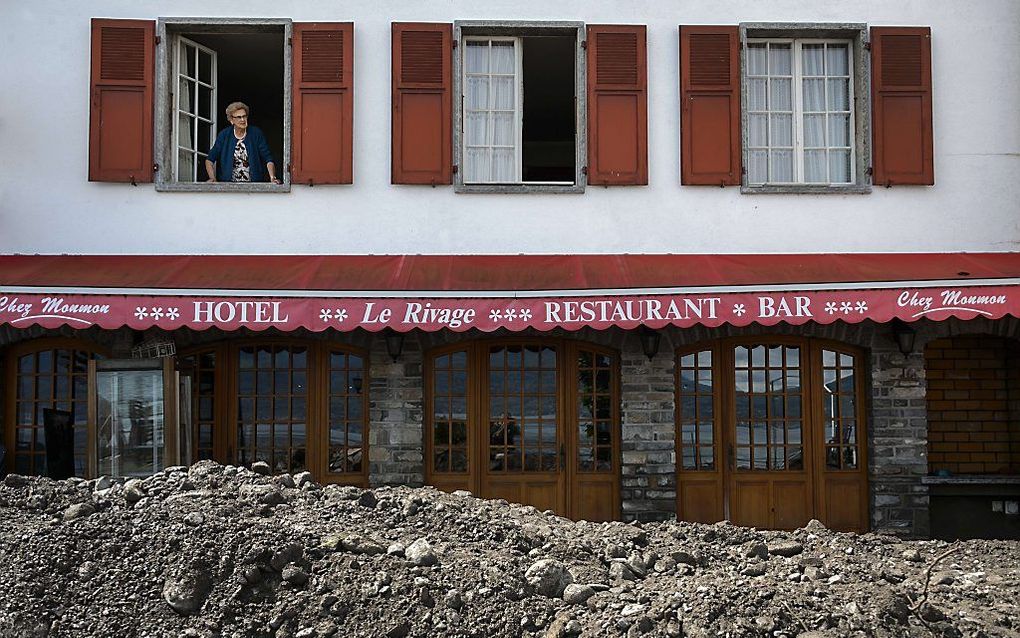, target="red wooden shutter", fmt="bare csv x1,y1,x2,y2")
871,27,934,186
587,25,647,186
391,23,452,185
292,23,354,185
88,18,154,183
680,26,740,185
